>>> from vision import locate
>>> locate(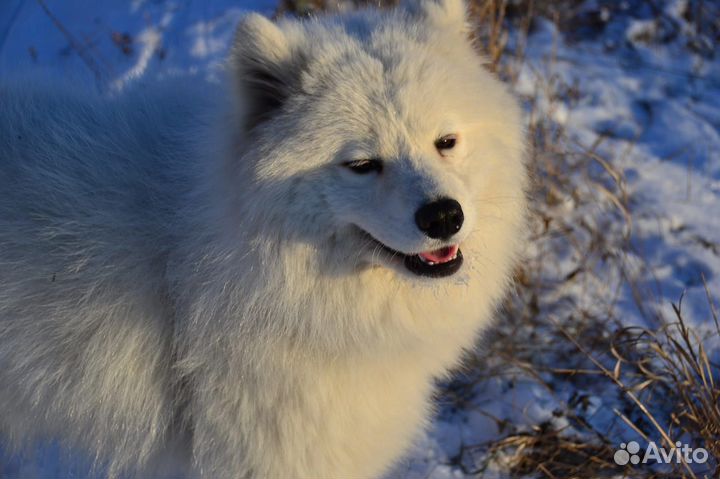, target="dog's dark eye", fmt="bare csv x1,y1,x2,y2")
343,159,383,174
435,135,457,153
